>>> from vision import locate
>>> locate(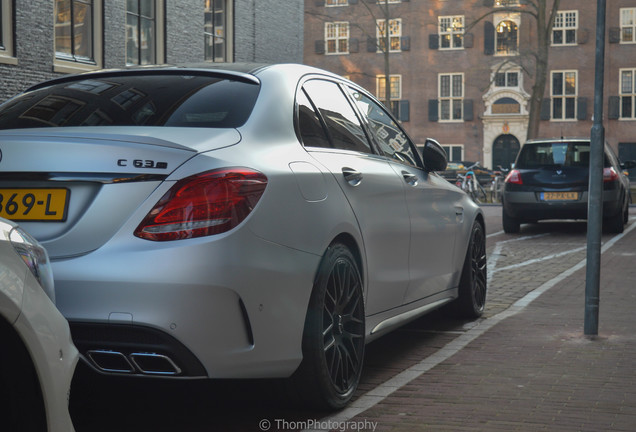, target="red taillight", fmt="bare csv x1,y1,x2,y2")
134,168,268,241
504,169,523,185
603,167,619,182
